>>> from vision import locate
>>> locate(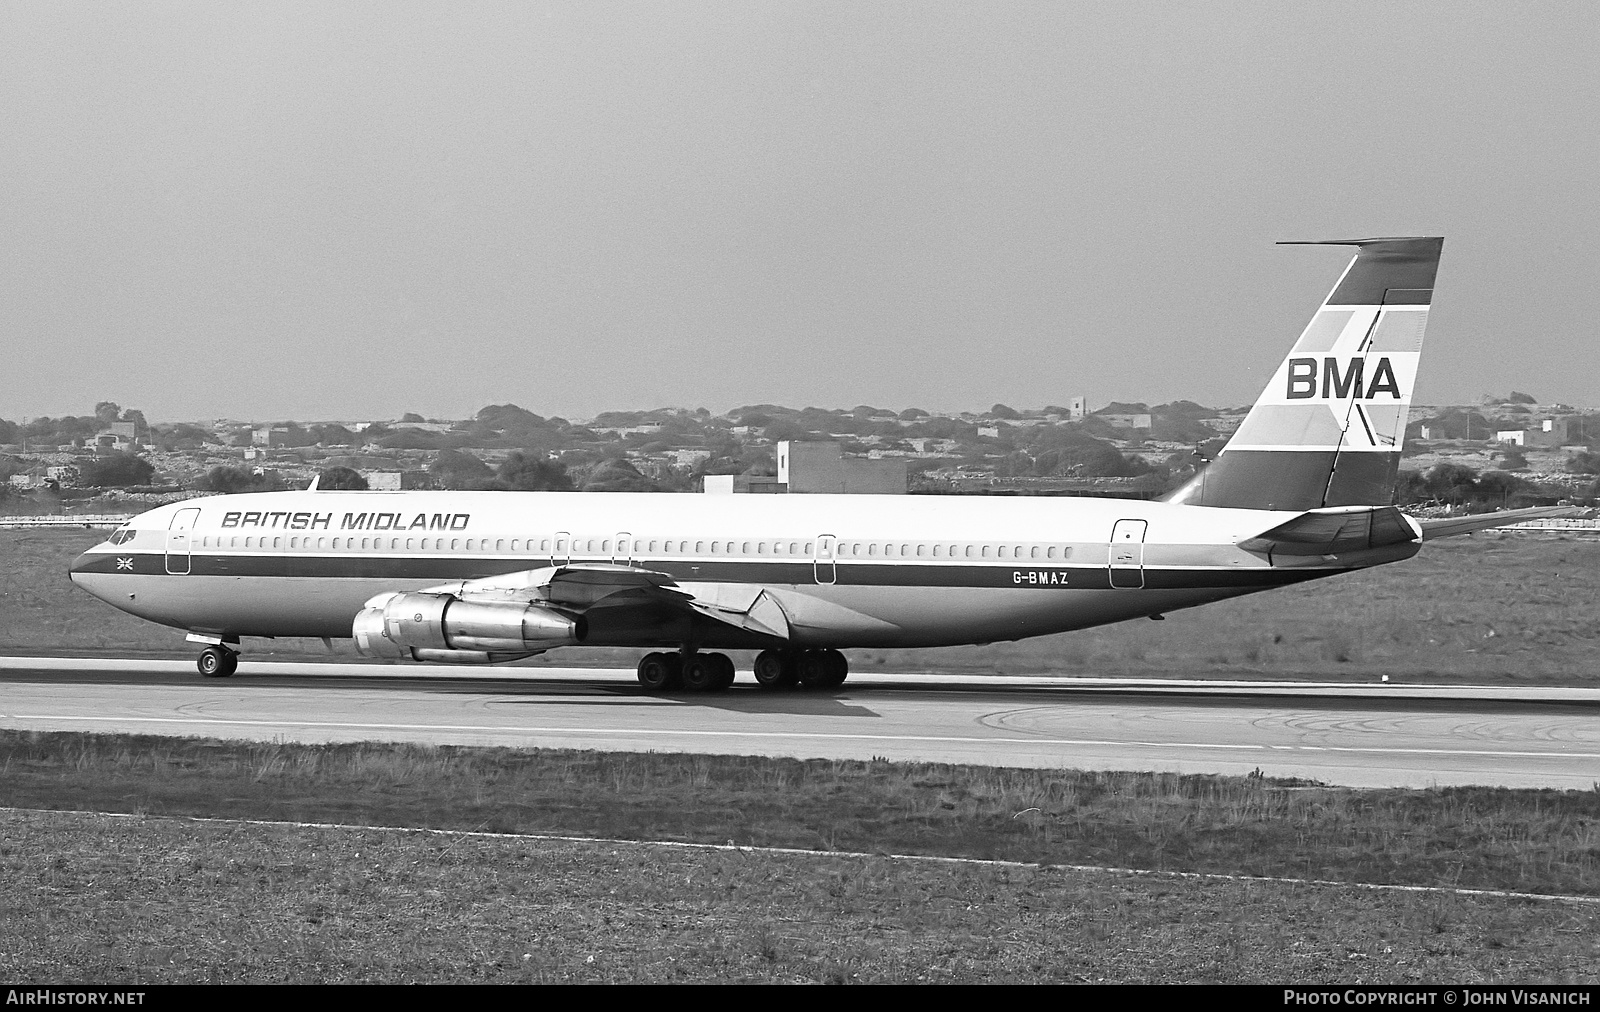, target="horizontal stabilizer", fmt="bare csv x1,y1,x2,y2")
1416,506,1588,540
1239,506,1418,558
